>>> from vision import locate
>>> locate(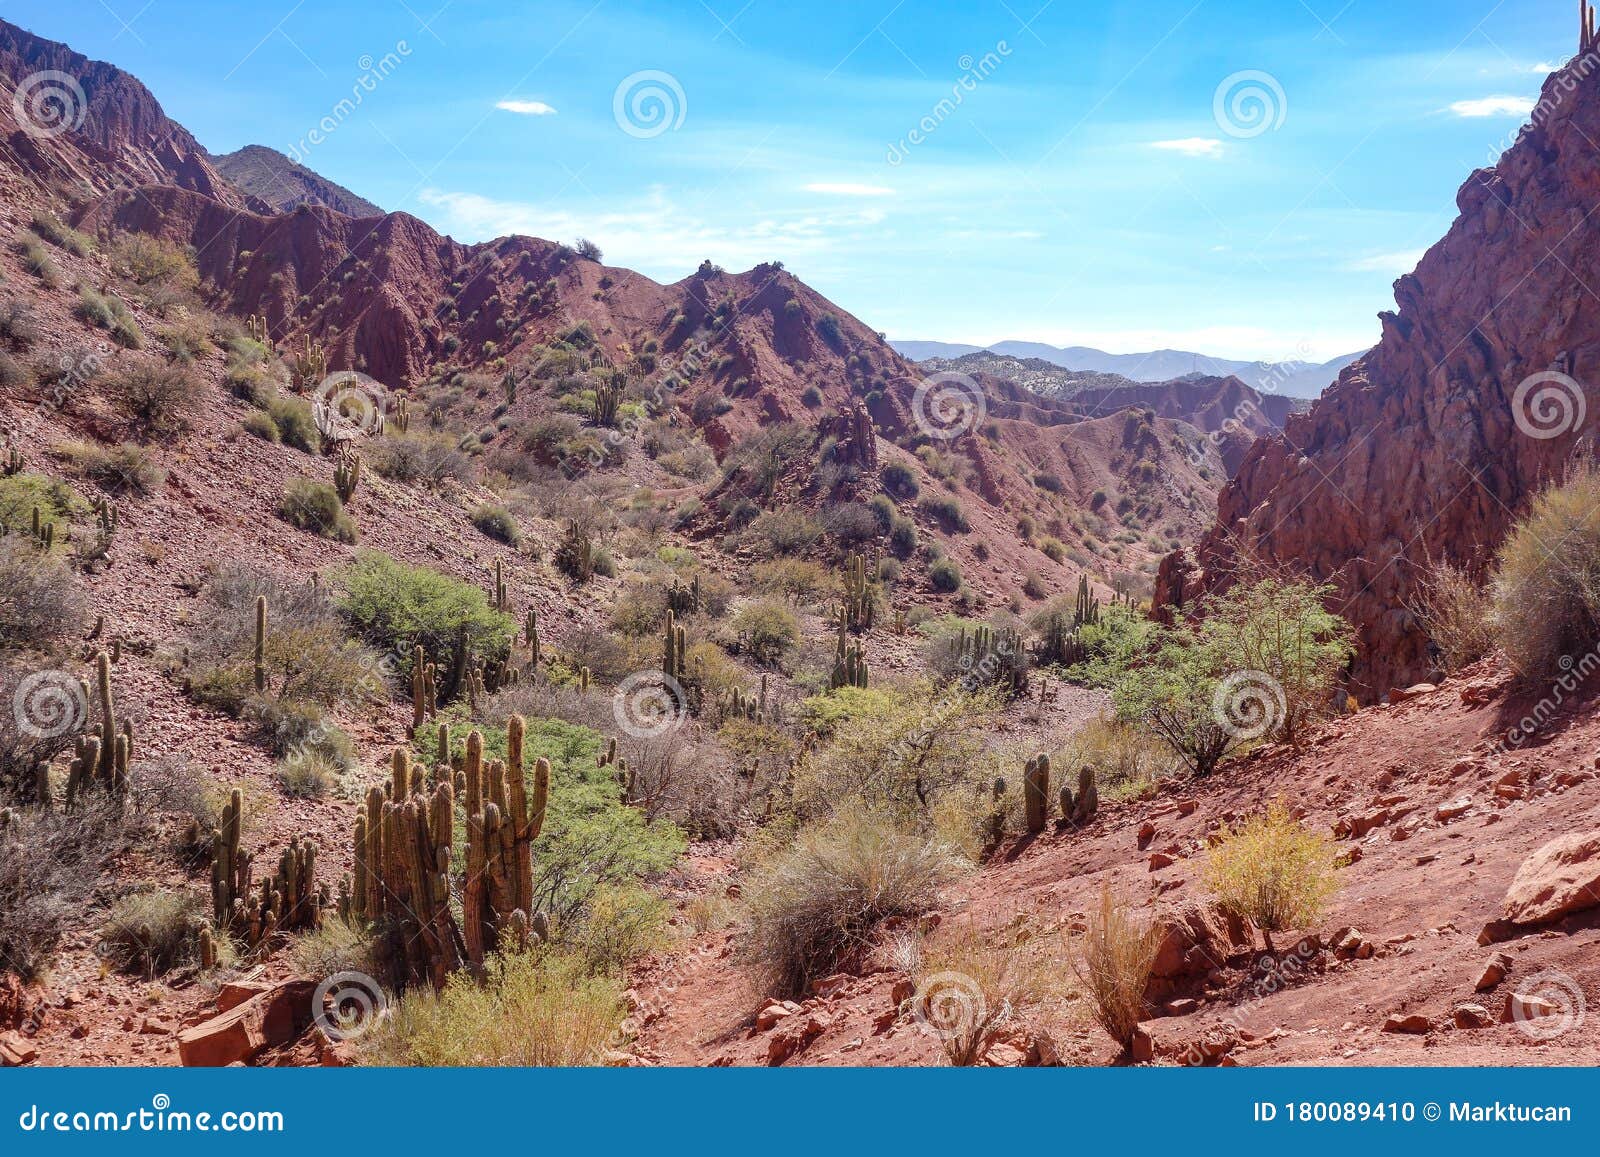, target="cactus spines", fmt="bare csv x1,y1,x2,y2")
93,651,121,789
392,394,411,434
333,448,362,502
662,609,688,684
1023,753,1050,834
